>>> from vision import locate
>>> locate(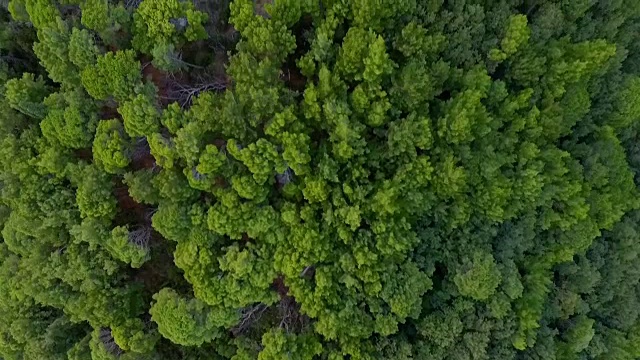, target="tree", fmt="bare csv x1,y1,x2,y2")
149,288,236,346
489,14,530,62
454,251,503,301
75,164,116,220
20,0,59,29
93,119,131,174
257,329,322,360
123,169,161,205
81,0,132,47
40,89,99,149
131,0,208,55
107,226,151,268
110,318,159,354
81,50,141,102
32,17,80,86
118,93,161,138
68,28,100,70
4,72,48,119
